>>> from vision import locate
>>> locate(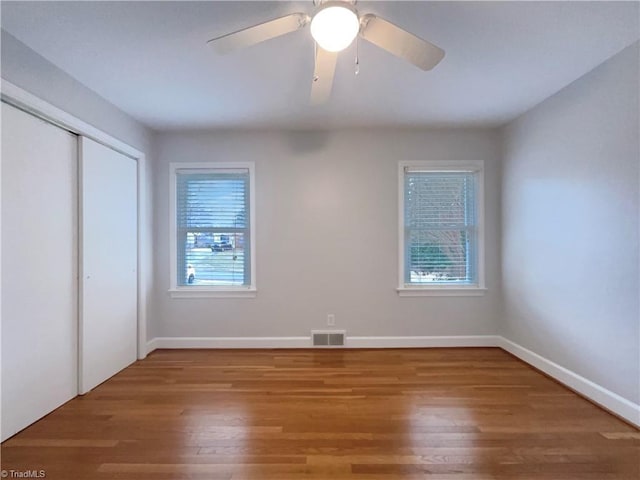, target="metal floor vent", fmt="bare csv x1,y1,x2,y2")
312,330,345,347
